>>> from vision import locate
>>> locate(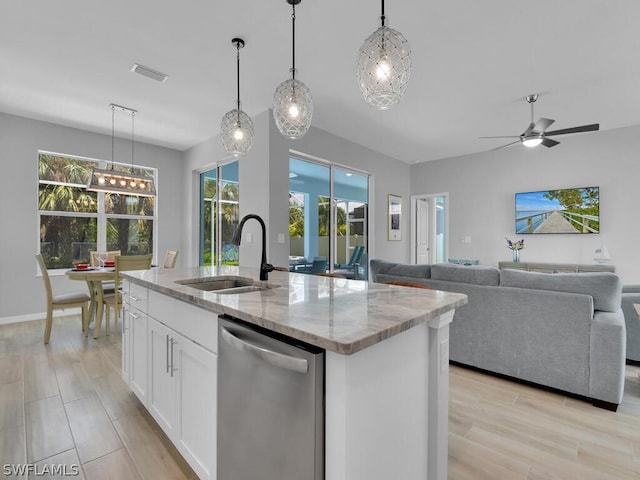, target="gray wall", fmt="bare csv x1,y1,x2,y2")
0,113,183,320
410,124,640,284
182,110,411,271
